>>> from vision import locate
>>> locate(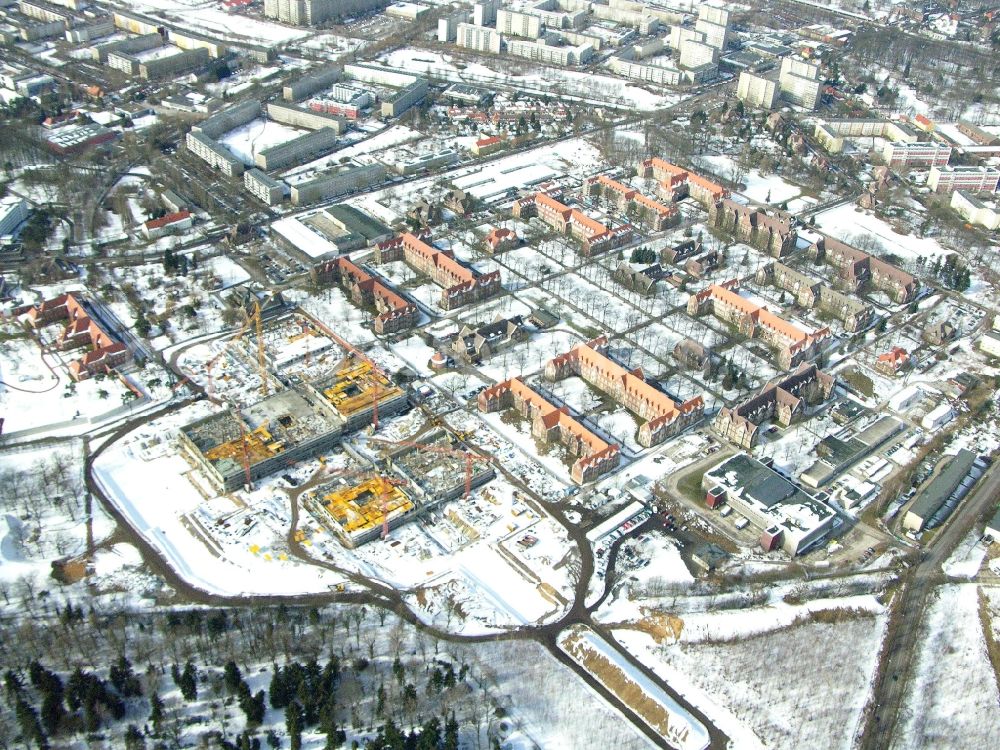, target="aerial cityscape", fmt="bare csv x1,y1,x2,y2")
0,0,999,747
